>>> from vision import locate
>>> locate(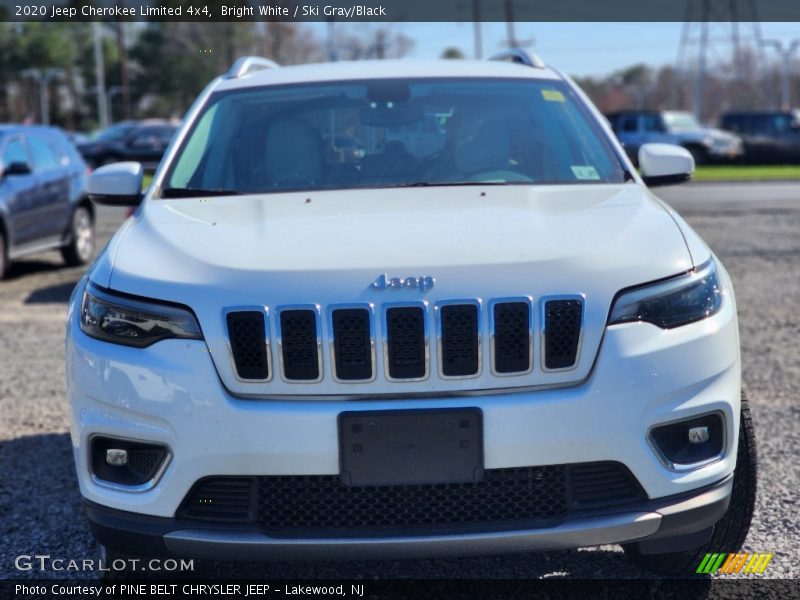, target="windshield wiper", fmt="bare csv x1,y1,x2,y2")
386,181,514,188
162,187,242,198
